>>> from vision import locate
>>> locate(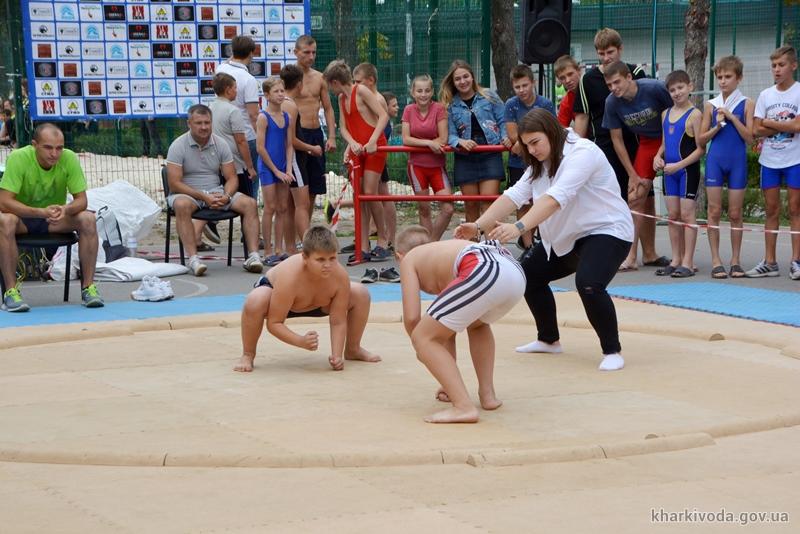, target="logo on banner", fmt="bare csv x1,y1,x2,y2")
110,45,124,59
203,62,216,76
180,44,193,57
201,45,216,58
112,100,128,114
153,43,174,59
174,6,194,22
39,82,55,96
128,24,149,40
200,7,215,21
158,81,173,95
87,82,103,96
59,6,76,20
155,25,169,39
153,7,169,21
37,44,52,58
131,6,145,20
85,26,101,39
103,5,126,21
65,101,81,115
268,8,281,22
42,100,56,114
134,63,149,77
